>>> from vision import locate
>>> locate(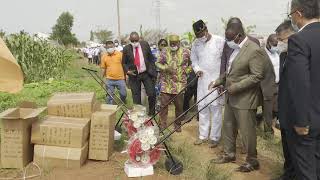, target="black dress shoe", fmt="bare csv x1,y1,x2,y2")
210,155,236,164
235,162,260,172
